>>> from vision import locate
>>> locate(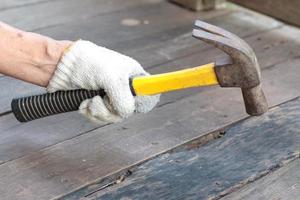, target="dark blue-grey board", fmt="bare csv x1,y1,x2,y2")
63,97,300,200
